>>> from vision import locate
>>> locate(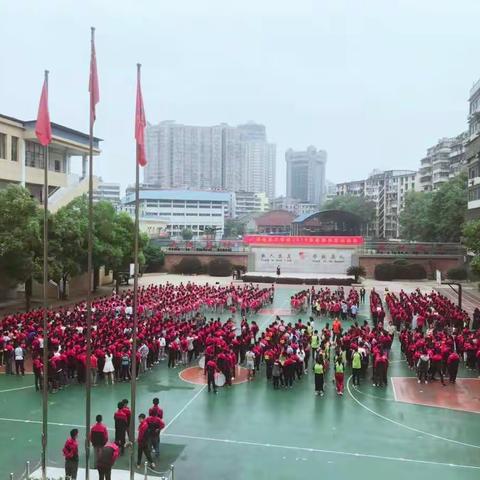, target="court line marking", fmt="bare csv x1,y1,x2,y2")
178,366,249,386
162,432,480,470
346,375,480,450
391,377,398,401
162,384,207,434
3,415,478,471
0,385,35,393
